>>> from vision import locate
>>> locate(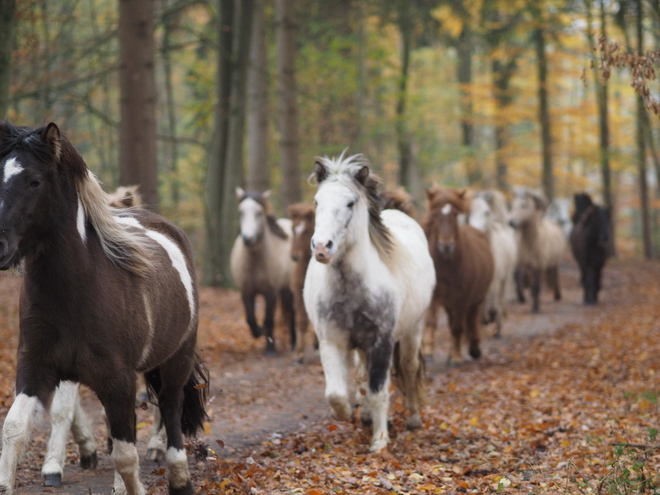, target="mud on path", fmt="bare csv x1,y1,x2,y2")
0,258,654,493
